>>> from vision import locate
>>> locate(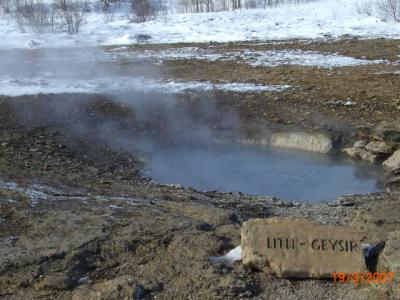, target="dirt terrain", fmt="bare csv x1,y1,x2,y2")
1,38,400,299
